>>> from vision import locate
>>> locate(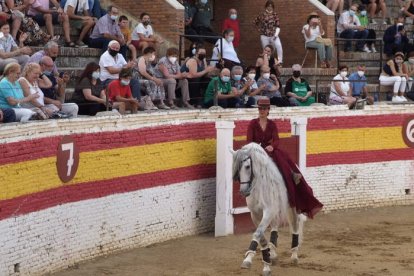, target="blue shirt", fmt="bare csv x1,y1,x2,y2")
0,78,24,108
348,72,366,97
